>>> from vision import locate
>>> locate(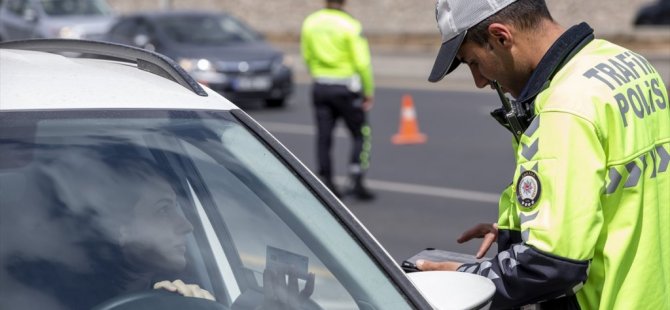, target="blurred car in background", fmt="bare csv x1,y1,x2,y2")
103,10,294,108
634,0,670,25
0,0,115,41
